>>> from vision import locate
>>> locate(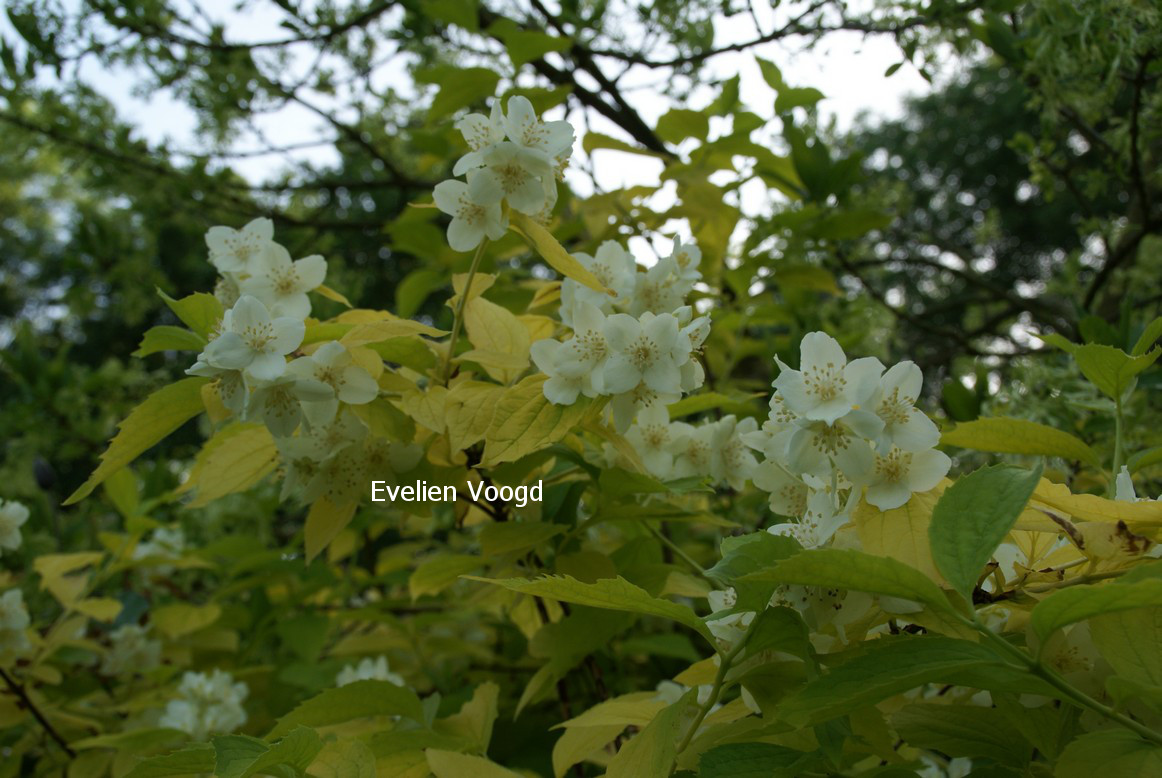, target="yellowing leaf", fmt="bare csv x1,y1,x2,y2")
177,423,278,508
446,381,504,451
73,597,122,622
341,319,447,348
399,385,449,433
463,295,529,383
1033,479,1162,527
266,680,425,739
941,417,1100,466
305,497,359,562
315,284,352,307
605,694,692,778
554,693,667,730
553,724,622,778
133,325,206,357
425,750,521,778
510,211,610,294
854,483,947,583
482,375,591,466
159,290,222,339
152,602,222,639
66,377,209,504
433,681,499,752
